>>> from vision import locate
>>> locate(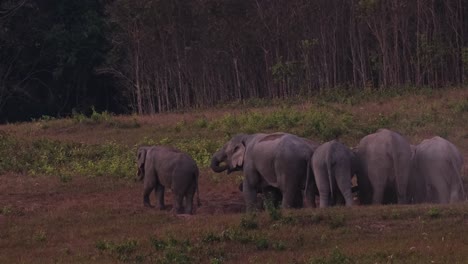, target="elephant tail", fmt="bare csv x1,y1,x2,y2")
304,159,311,203
327,160,335,206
